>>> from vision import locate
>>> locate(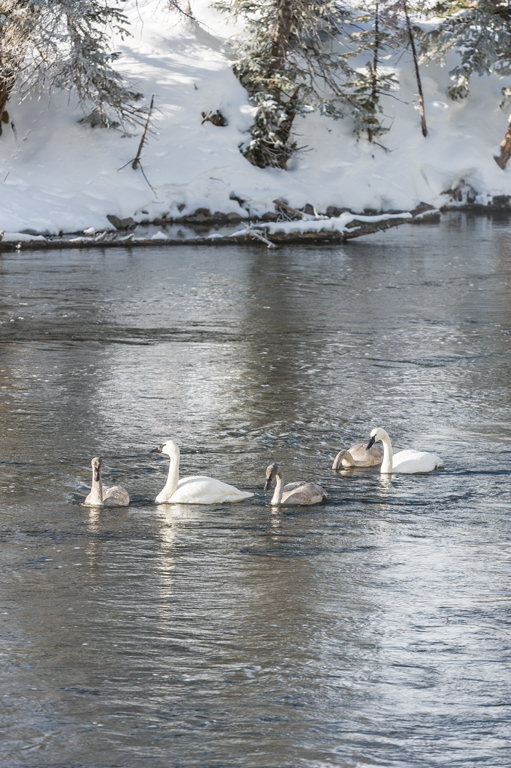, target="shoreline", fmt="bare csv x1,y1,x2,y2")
1,202,509,252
